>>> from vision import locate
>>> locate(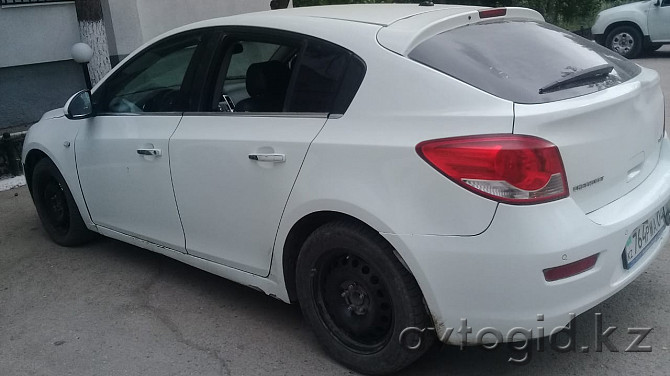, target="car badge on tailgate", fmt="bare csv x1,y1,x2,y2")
573,176,604,192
